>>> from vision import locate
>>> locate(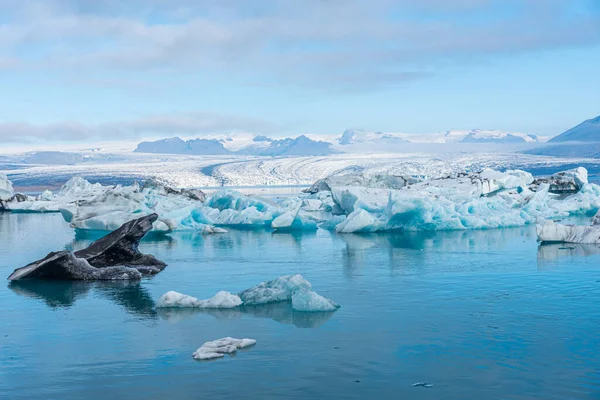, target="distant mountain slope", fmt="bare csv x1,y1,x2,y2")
338,129,409,145
337,129,538,145
135,137,231,155
134,135,336,156
459,130,538,144
549,115,600,143
524,115,600,158
256,135,336,156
